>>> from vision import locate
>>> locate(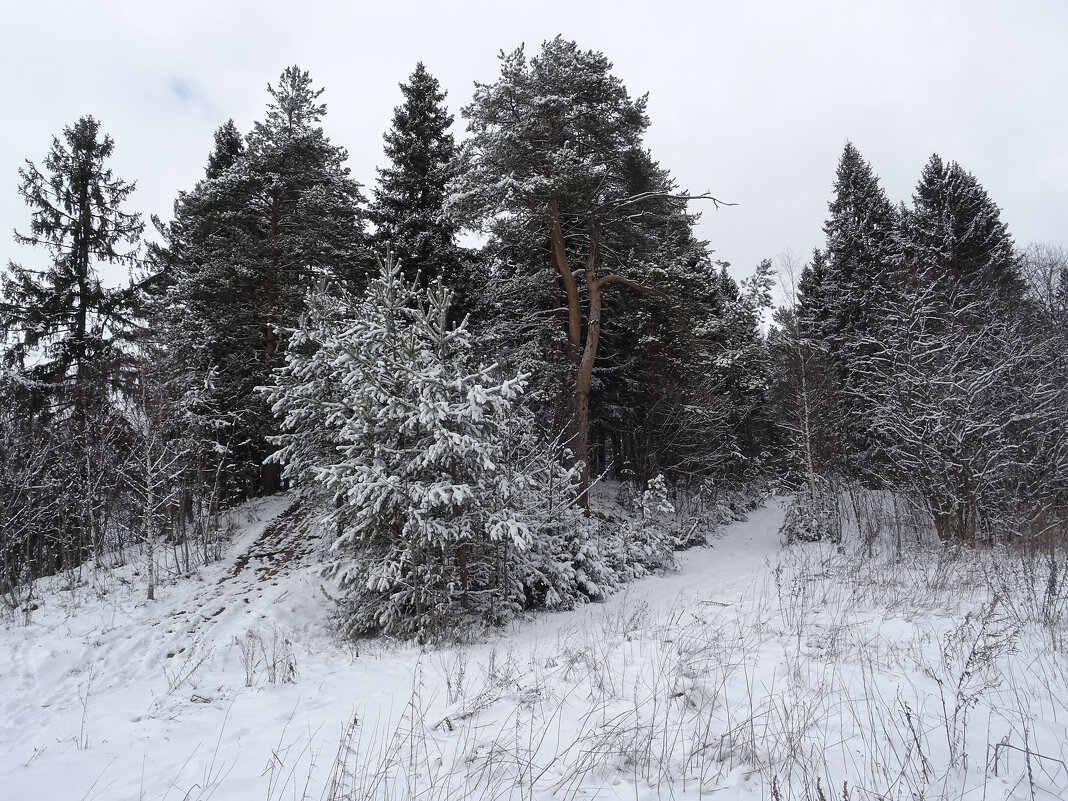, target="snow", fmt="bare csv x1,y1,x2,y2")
2,496,1066,800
